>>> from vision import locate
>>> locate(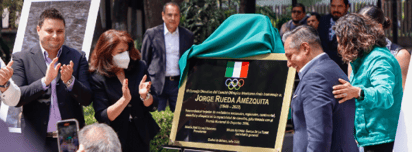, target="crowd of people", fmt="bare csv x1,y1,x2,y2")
0,0,409,152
